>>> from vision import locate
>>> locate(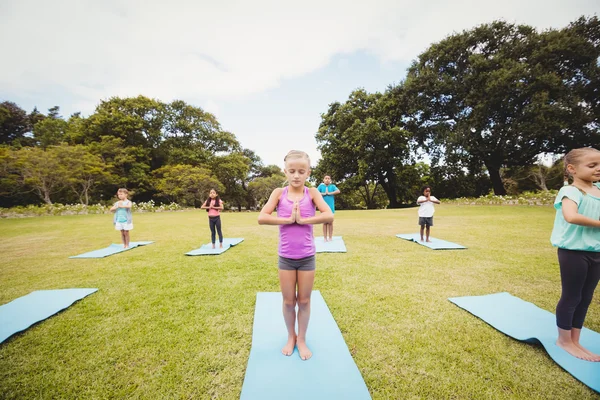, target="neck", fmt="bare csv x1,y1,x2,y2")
572,178,593,188
288,186,304,193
